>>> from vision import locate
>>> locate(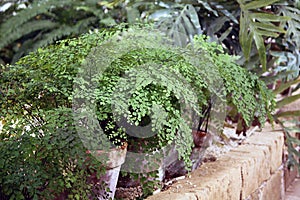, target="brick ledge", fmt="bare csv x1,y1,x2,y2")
147,124,284,200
